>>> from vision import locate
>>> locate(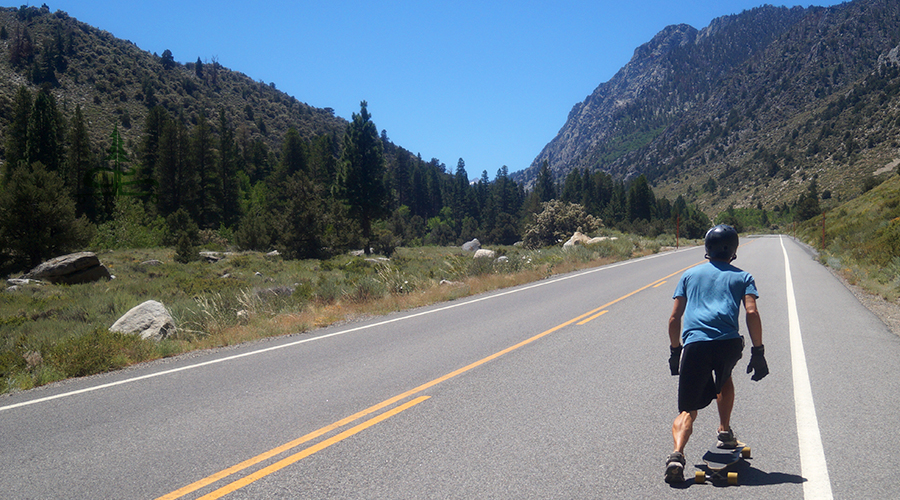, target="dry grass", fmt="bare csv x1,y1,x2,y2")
0,233,685,393
193,252,627,349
